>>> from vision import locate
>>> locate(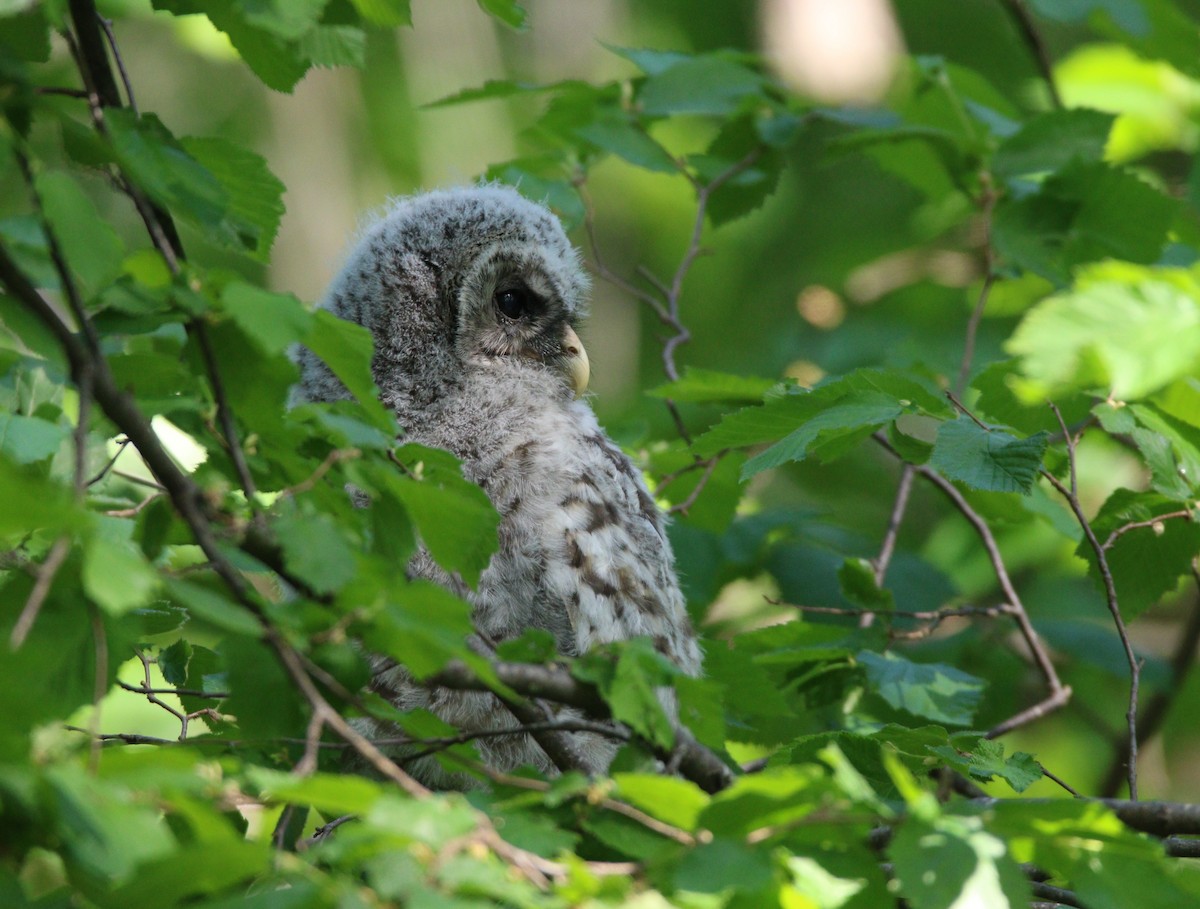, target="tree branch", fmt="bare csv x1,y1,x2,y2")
431,658,735,793
875,432,1071,734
